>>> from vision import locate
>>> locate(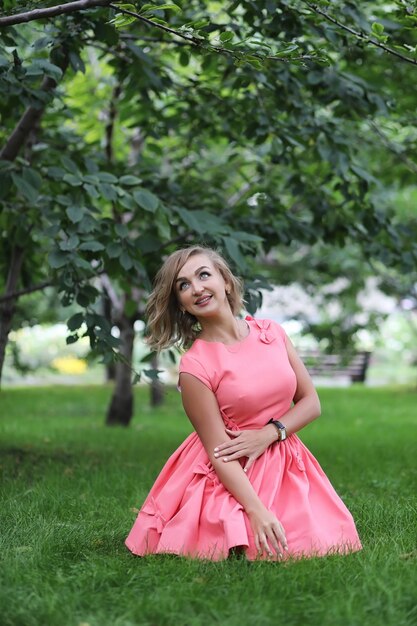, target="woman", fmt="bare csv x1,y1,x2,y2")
125,246,362,560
